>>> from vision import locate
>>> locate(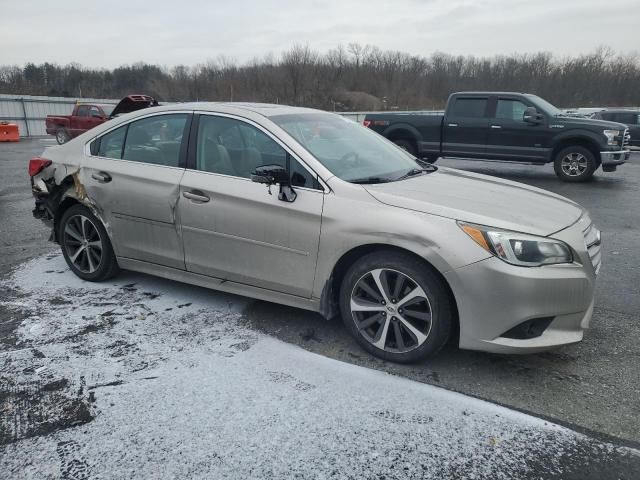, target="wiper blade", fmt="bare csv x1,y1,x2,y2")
395,165,438,181
350,176,392,184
